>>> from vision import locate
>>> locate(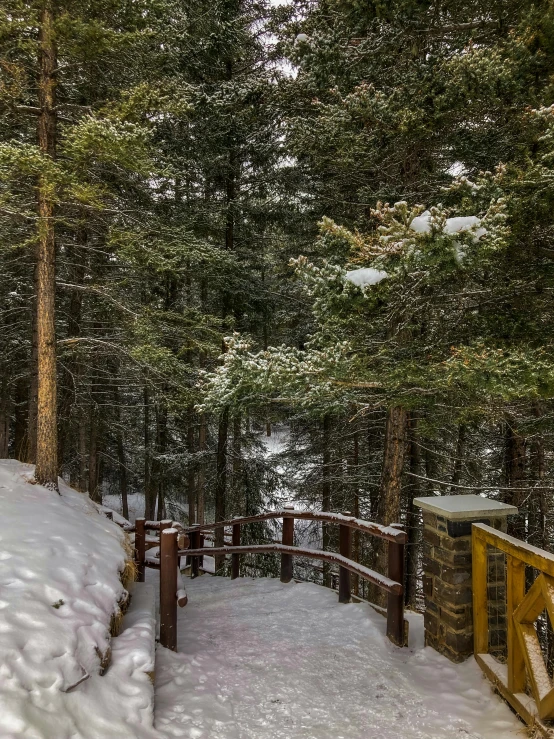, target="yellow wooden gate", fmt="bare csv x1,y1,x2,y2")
473,522,554,735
